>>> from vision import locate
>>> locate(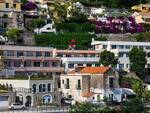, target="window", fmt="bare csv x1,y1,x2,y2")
87,64,92,67
45,52,51,57
34,61,40,67
139,46,144,49
39,84,42,92
126,64,129,68
66,54,71,57
24,60,31,67
147,64,150,68
47,83,51,92
66,79,70,89
84,54,87,57
14,61,22,67
42,95,52,103
52,62,58,67
6,3,9,8
13,4,16,8
5,61,11,67
57,54,63,57
111,45,116,49
42,84,46,92
36,52,42,57
125,45,130,49
17,51,24,57
43,62,49,67
148,52,150,57
6,51,14,56
126,53,129,57
119,64,124,70
103,45,107,49
26,51,33,57
68,64,74,68
62,80,64,84
118,52,124,57
77,79,81,90
78,64,83,66
146,46,150,49
109,78,114,88
119,45,124,49
95,63,100,67
32,84,36,93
